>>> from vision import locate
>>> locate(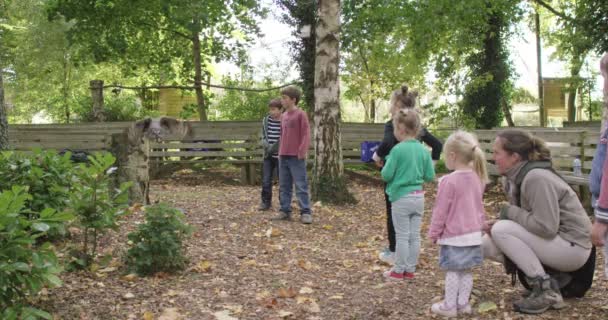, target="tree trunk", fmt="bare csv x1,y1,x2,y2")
0,56,8,150
601,53,608,130
535,12,545,127
62,52,71,123
567,60,583,122
192,28,207,121
502,98,515,127
311,0,354,204
370,98,376,123
90,80,105,122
